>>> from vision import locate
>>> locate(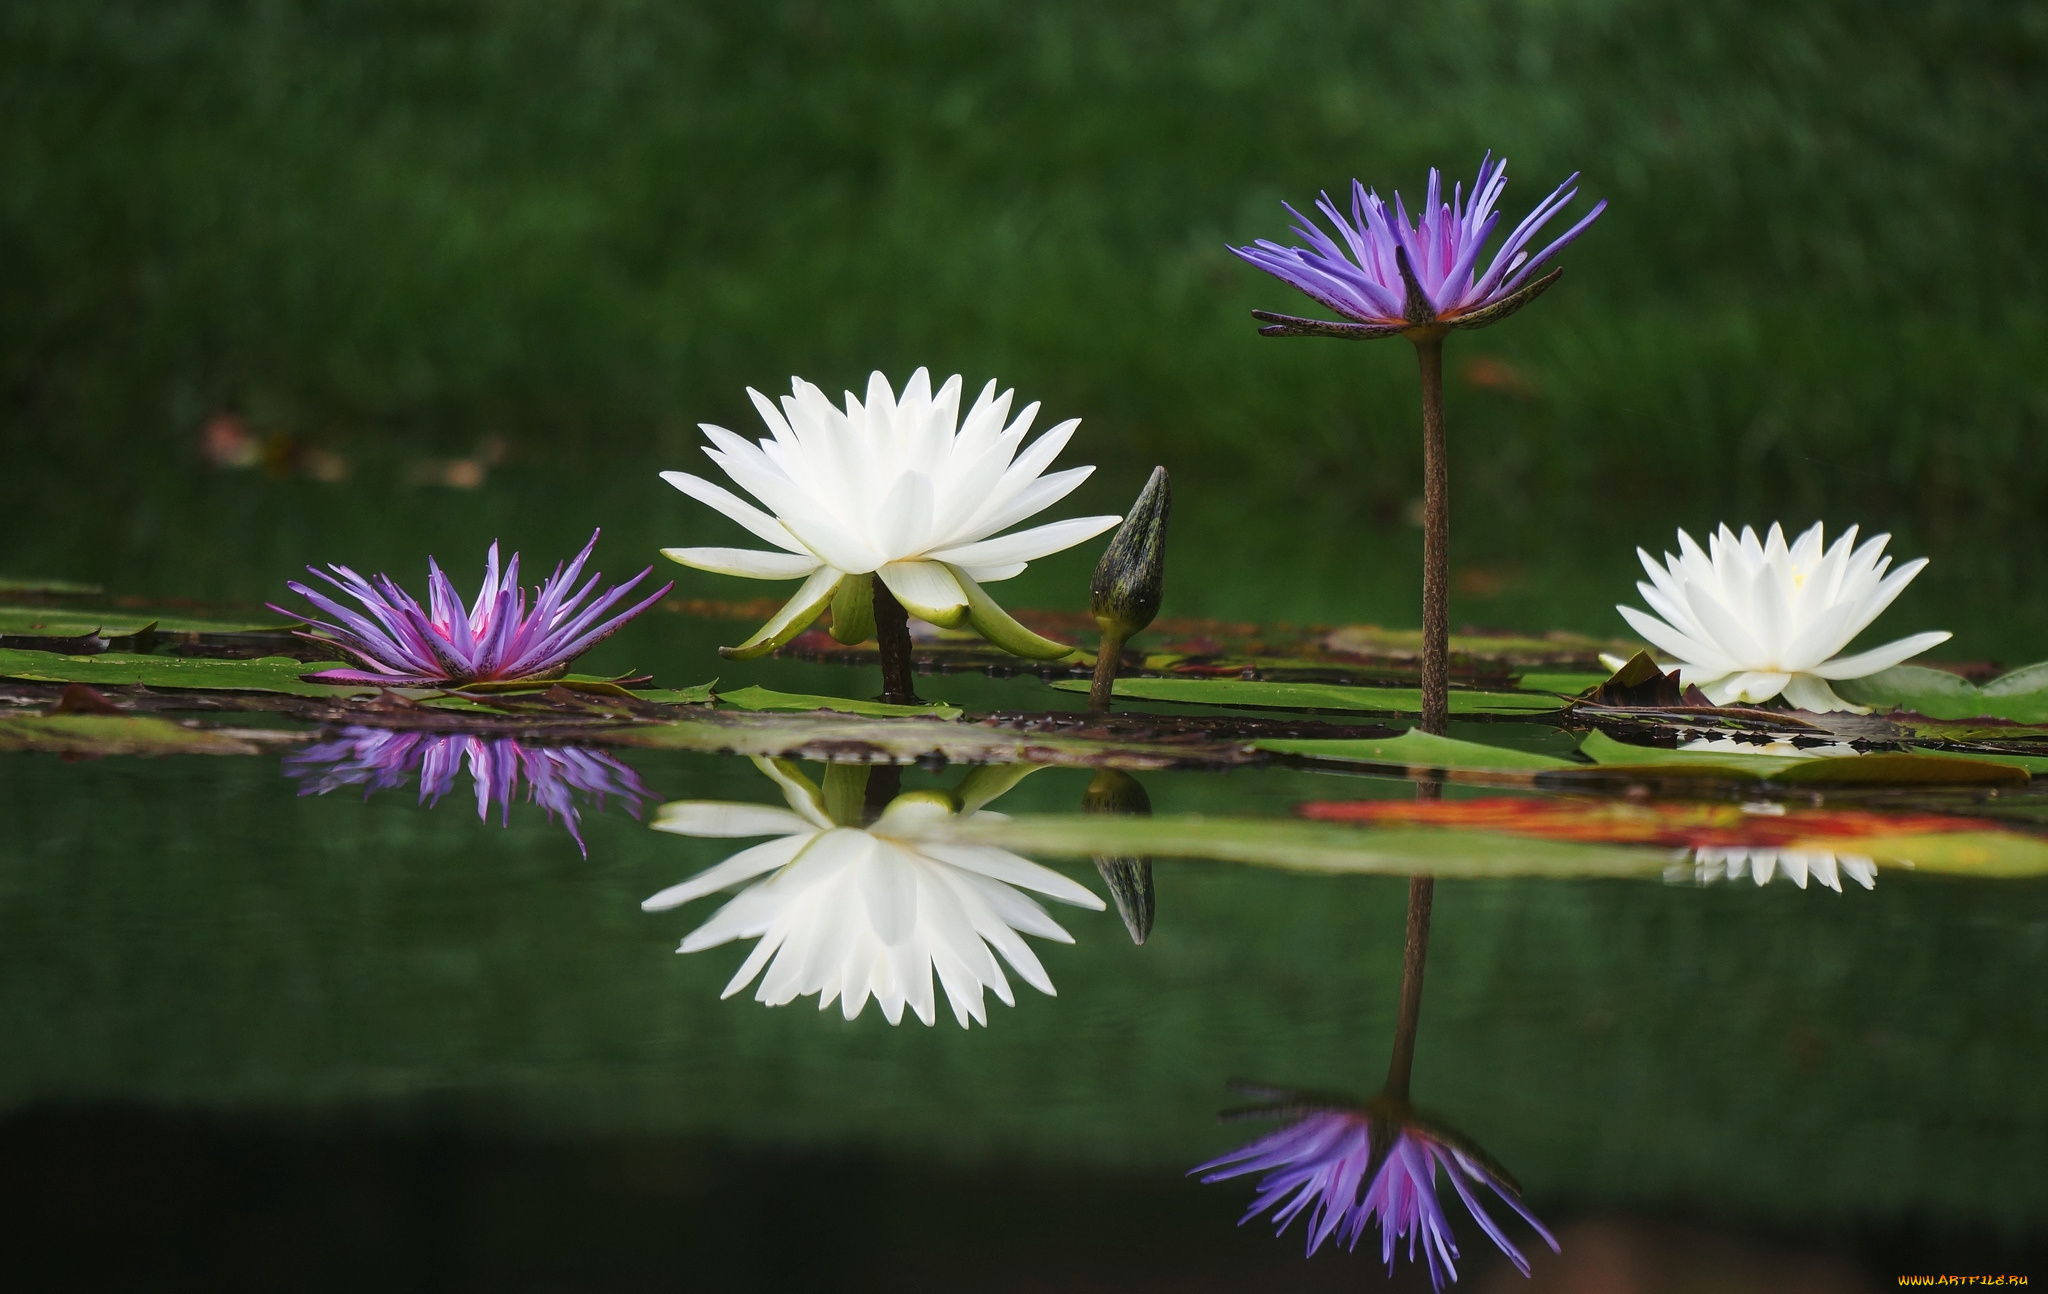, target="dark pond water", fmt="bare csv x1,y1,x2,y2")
1,609,2043,1293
